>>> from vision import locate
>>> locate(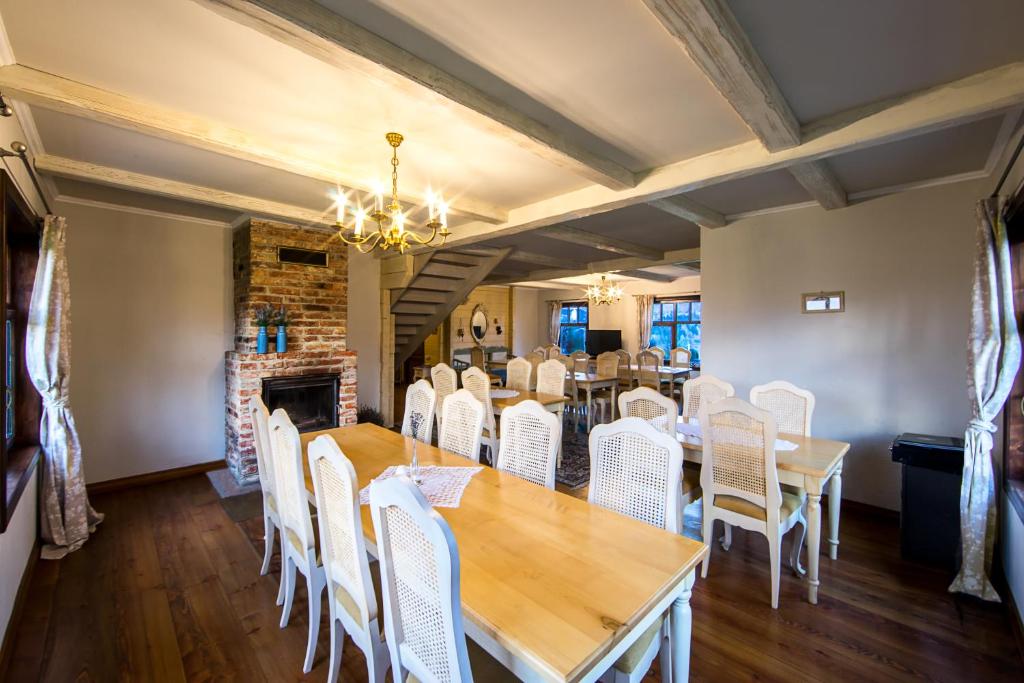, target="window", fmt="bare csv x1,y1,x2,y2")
650,297,701,364
559,302,588,354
